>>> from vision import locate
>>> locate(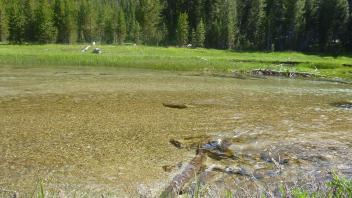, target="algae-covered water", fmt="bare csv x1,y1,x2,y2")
0,66,351,197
